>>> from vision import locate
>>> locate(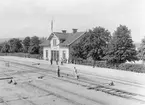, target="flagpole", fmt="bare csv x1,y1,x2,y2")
51,17,54,33
51,19,53,33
